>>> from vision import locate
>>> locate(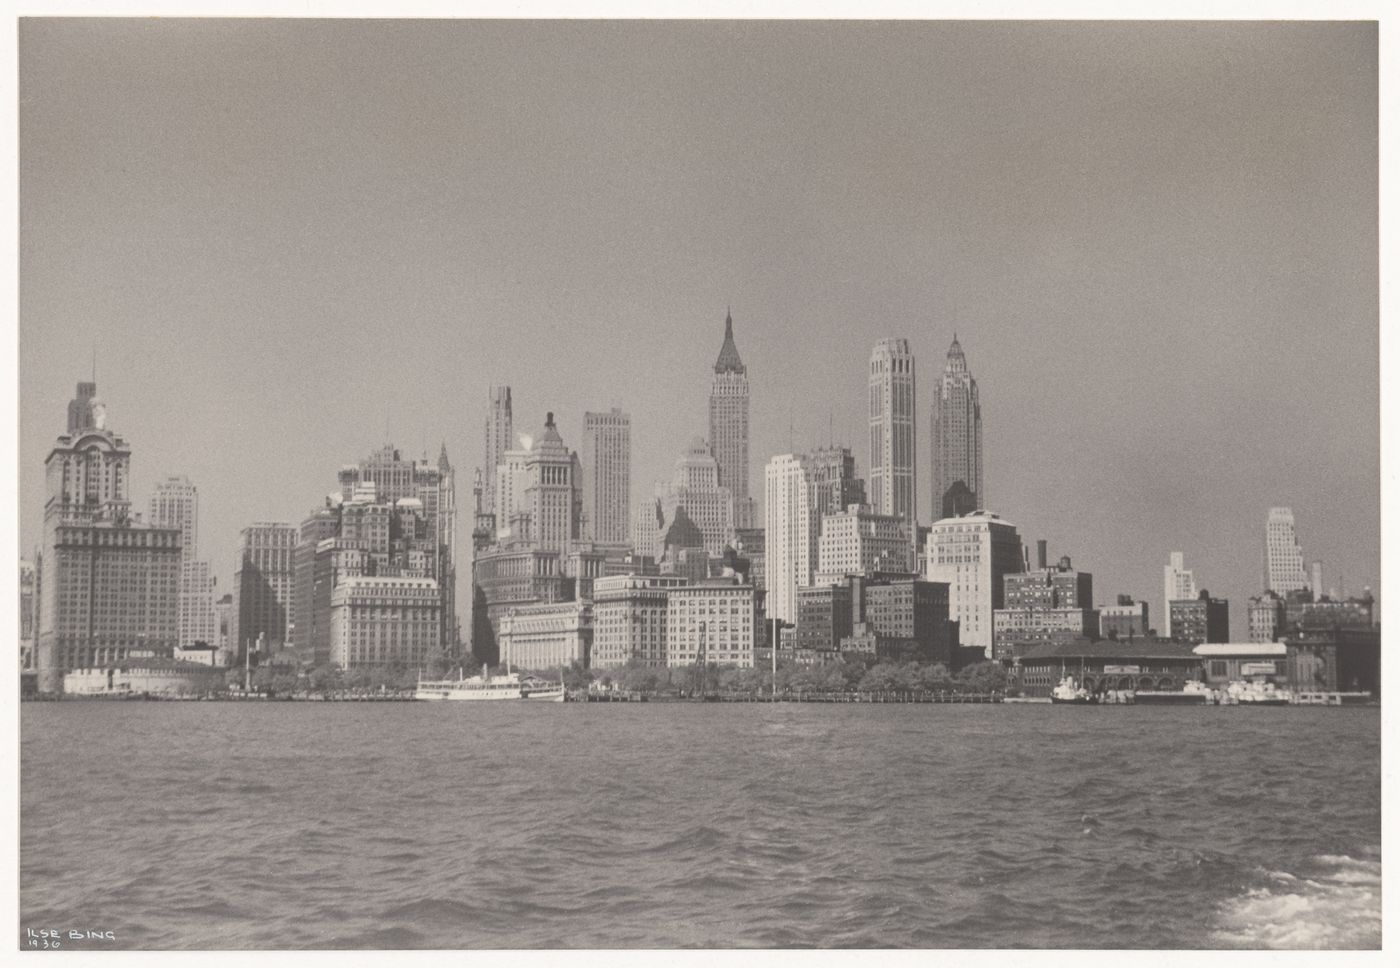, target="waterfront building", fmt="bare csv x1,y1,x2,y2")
230,522,297,658
930,335,984,521
1099,596,1150,639
36,382,181,693
328,576,441,669
709,309,753,528
1265,507,1308,595
471,538,576,667
1169,592,1230,645
483,385,513,515
591,574,689,669
1016,638,1201,699
1194,642,1290,689
666,577,763,667
1247,591,1286,643
658,437,734,556
993,553,1097,659
497,600,592,671
213,593,232,664
795,581,855,655
868,338,916,526
64,658,225,697
764,454,816,624
581,408,631,544
850,577,957,664
924,511,1023,657
816,504,914,580
1162,551,1198,639
20,559,36,669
